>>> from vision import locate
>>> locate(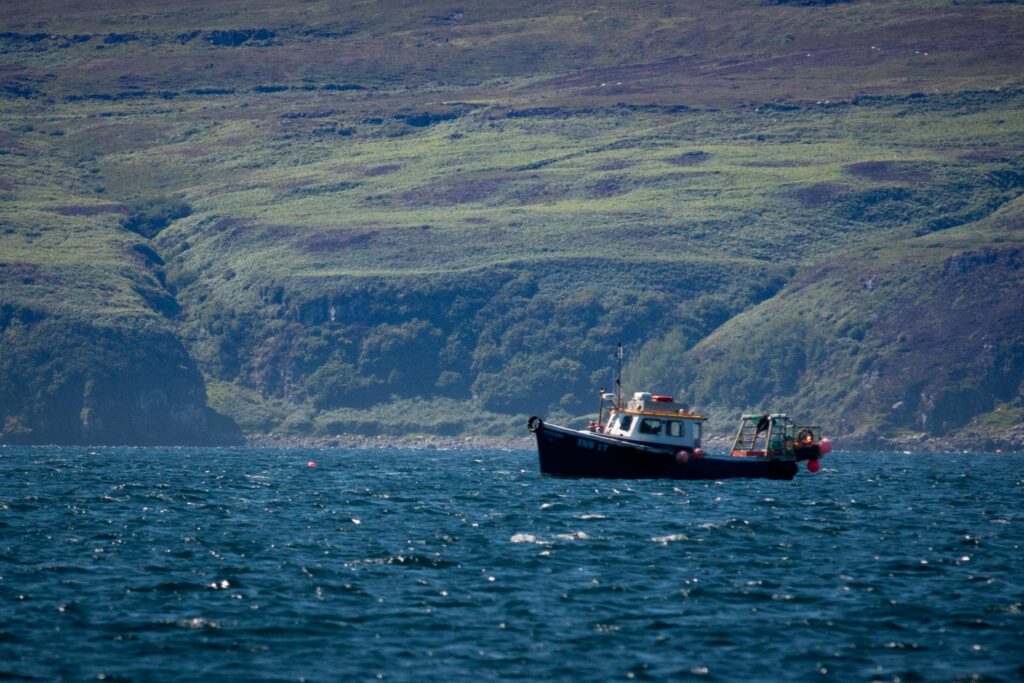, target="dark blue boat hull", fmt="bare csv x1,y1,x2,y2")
530,418,798,481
